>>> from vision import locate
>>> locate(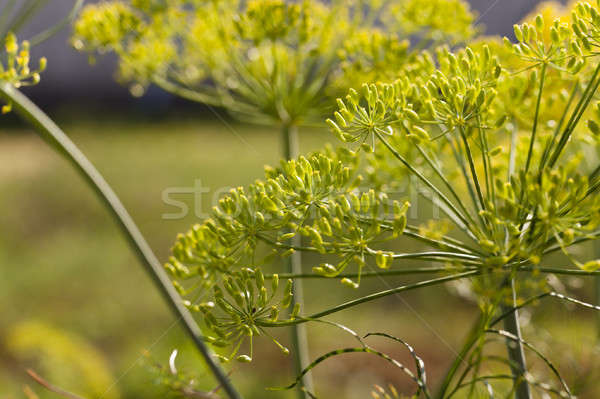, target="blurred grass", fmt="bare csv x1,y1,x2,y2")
0,115,599,398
